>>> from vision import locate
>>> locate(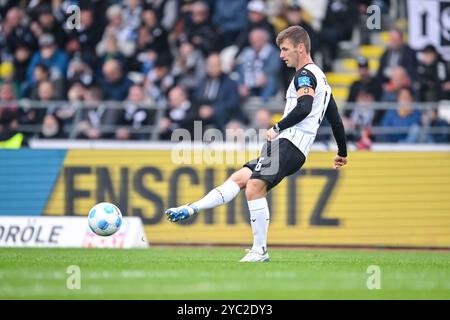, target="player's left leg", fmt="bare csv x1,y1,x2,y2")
165,167,252,222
